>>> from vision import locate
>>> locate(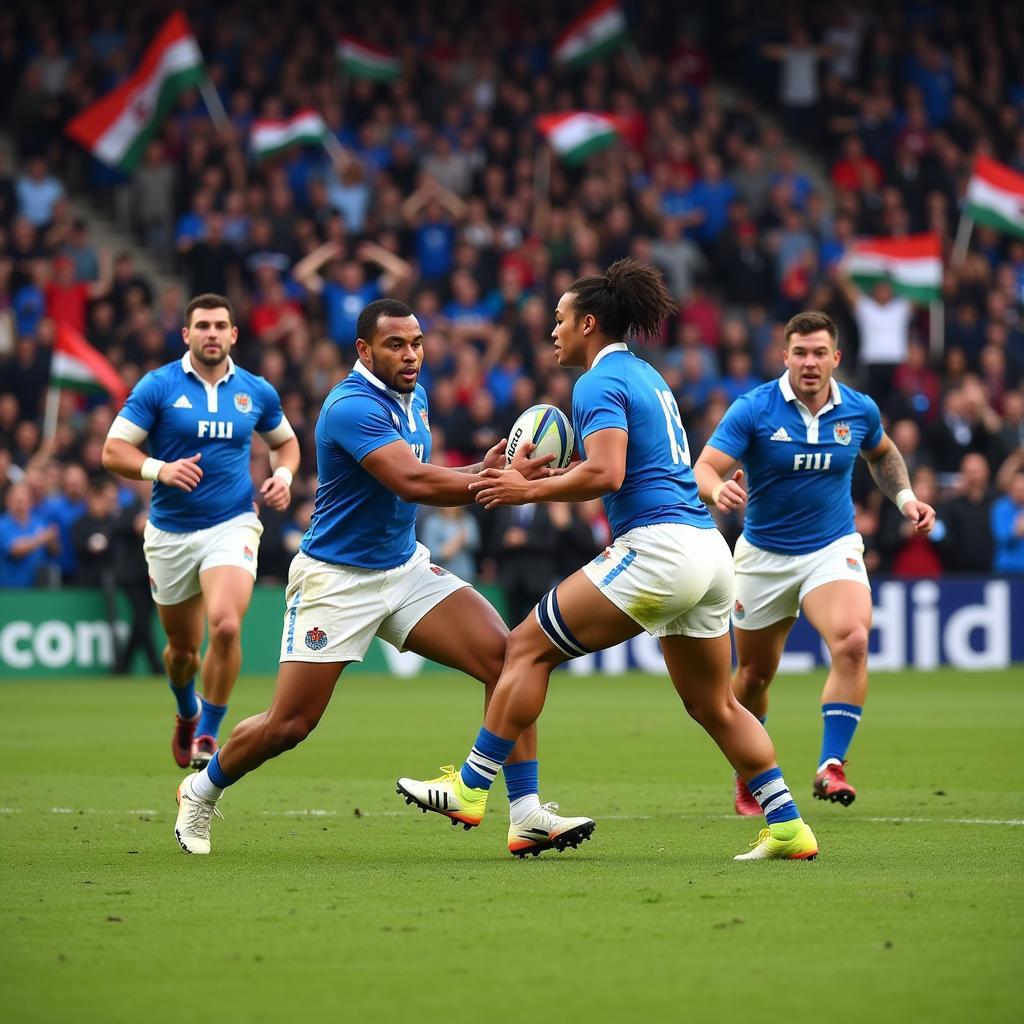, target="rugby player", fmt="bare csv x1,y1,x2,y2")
397,260,819,862
173,299,590,857
103,294,299,768
693,311,935,812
